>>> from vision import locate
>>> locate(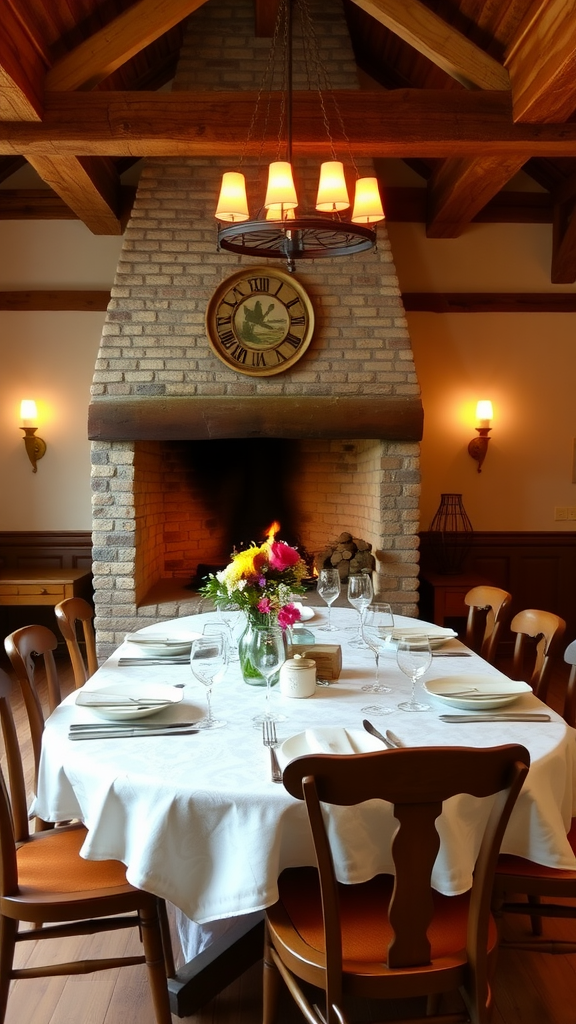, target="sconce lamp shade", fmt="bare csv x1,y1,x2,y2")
351,177,385,224
475,400,493,427
315,161,350,212
264,162,298,210
20,400,38,427
215,172,250,222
